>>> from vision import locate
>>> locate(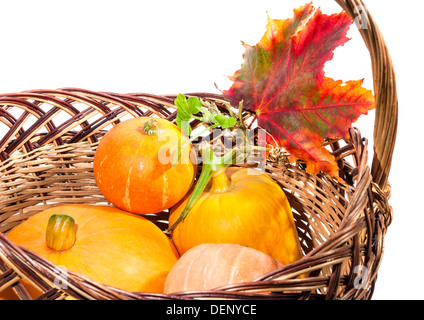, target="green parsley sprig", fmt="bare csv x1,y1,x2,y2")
172,94,238,167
